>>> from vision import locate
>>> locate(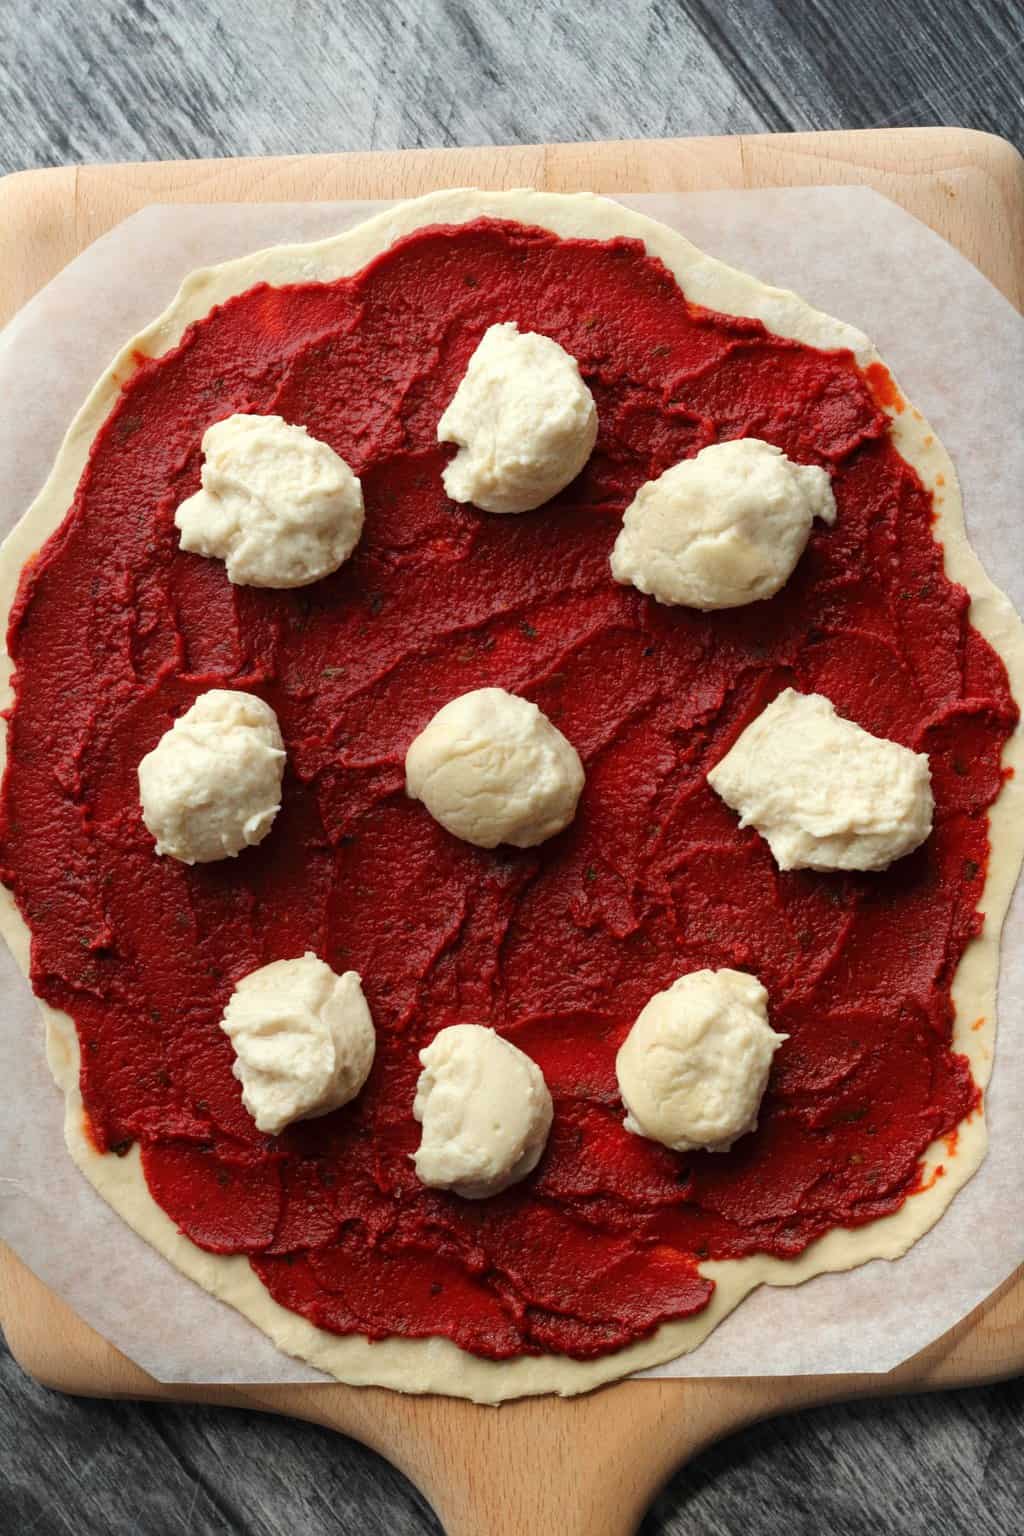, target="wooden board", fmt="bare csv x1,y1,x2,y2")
1,127,1023,1536
1,127,1022,316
